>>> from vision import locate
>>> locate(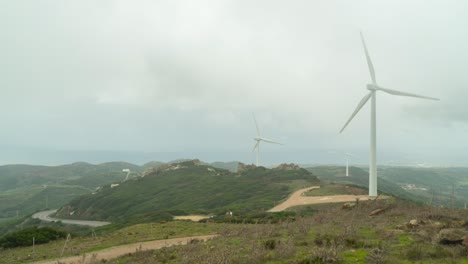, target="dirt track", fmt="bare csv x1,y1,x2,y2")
174,215,209,222
34,235,218,264
268,186,372,212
